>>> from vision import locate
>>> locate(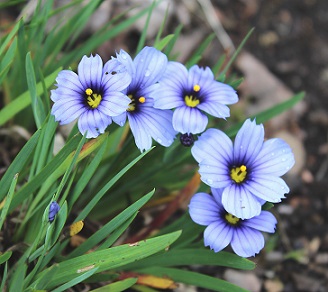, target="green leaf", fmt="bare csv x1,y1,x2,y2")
51,267,99,292
0,251,12,265
25,52,46,128
90,278,137,292
220,27,255,77
32,231,181,290
0,129,40,201
0,173,18,231
69,190,154,258
9,134,81,212
0,18,22,56
154,34,175,51
136,1,156,53
9,263,27,292
123,248,255,271
0,67,62,126
0,37,17,85
225,91,305,138
137,267,250,292
75,147,154,222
